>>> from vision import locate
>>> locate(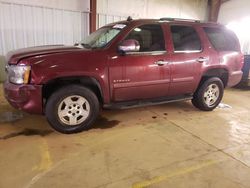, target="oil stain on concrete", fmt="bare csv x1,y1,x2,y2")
0,129,53,140
92,116,120,129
